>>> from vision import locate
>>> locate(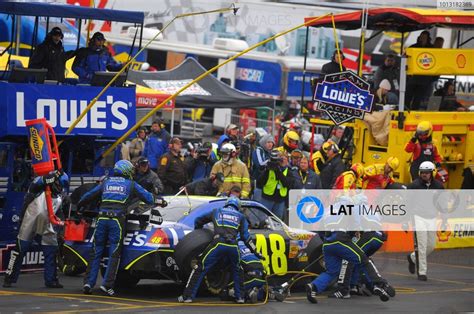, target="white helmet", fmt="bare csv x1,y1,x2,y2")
221,143,236,154
419,161,435,172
